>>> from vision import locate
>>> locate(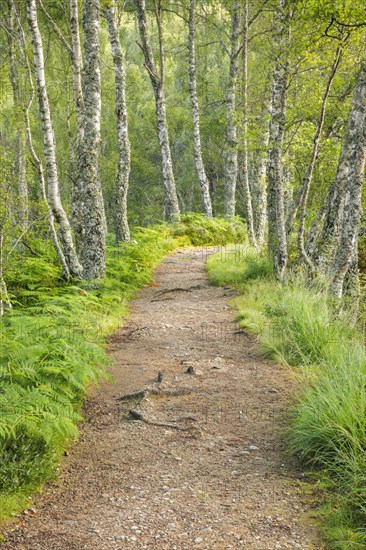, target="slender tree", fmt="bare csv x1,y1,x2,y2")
224,0,241,217
135,0,180,220
69,0,86,252
267,0,289,281
106,1,131,242
297,46,342,270
240,0,256,244
81,0,106,279
26,0,82,278
188,0,212,217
